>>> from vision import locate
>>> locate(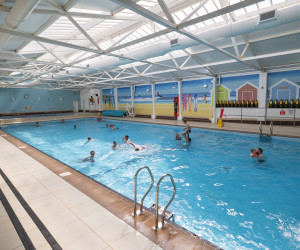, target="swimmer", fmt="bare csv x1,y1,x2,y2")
87,137,96,142
97,117,102,122
256,148,265,162
175,133,181,140
80,150,95,163
74,124,77,129
250,149,257,157
112,141,119,150
110,124,118,130
182,119,191,140
35,122,39,127
61,119,65,123
122,135,131,143
106,123,109,127
129,142,146,151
